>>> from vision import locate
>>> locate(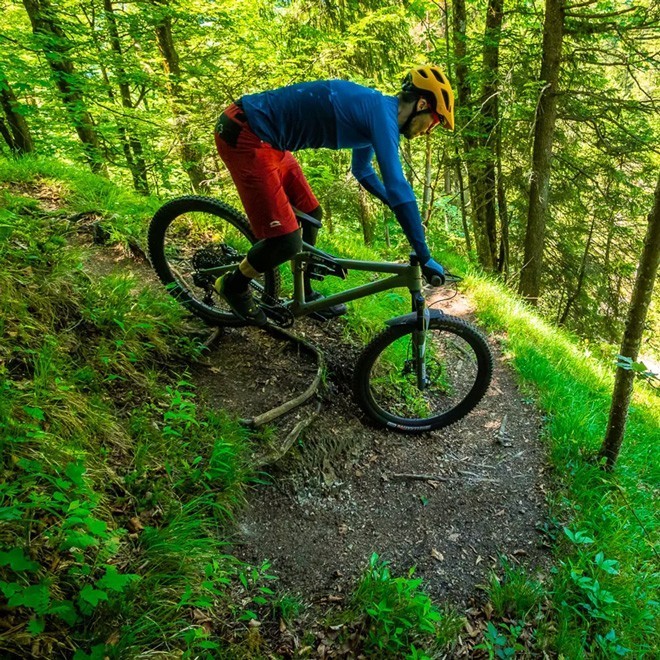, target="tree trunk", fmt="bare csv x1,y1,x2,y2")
599,174,660,470
104,0,149,193
496,120,509,275
452,0,496,269
478,0,503,270
403,139,414,187
152,0,207,193
455,152,472,254
358,186,375,246
421,134,432,227
558,212,596,325
518,0,565,303
0,118,15,151
0,71,34,154
22,0,106,173
323,196,334,234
